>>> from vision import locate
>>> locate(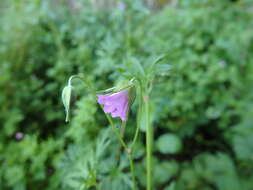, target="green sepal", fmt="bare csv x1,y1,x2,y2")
128,86,136,107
